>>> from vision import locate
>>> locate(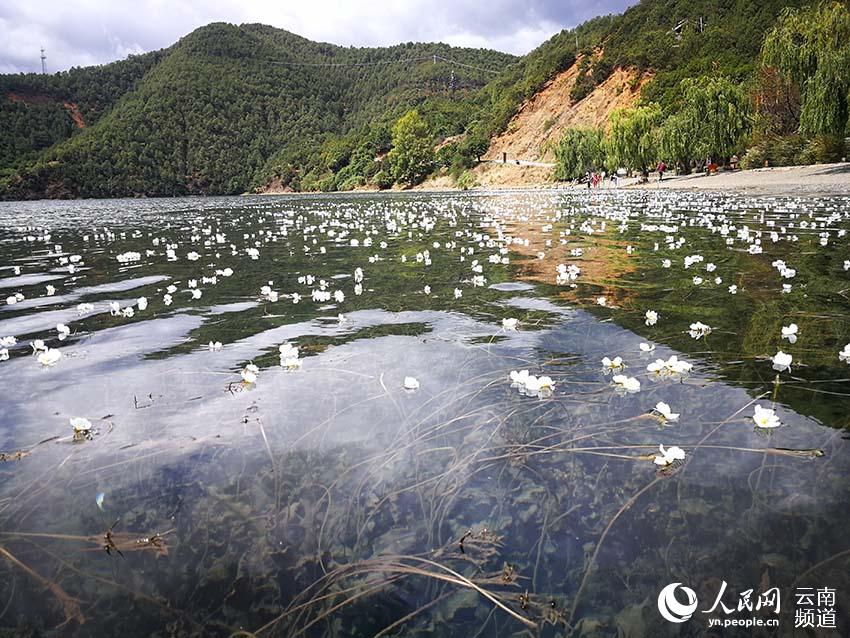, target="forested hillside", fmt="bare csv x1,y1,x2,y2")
0,23,514,198
1,0,847,199
0,50,166,176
